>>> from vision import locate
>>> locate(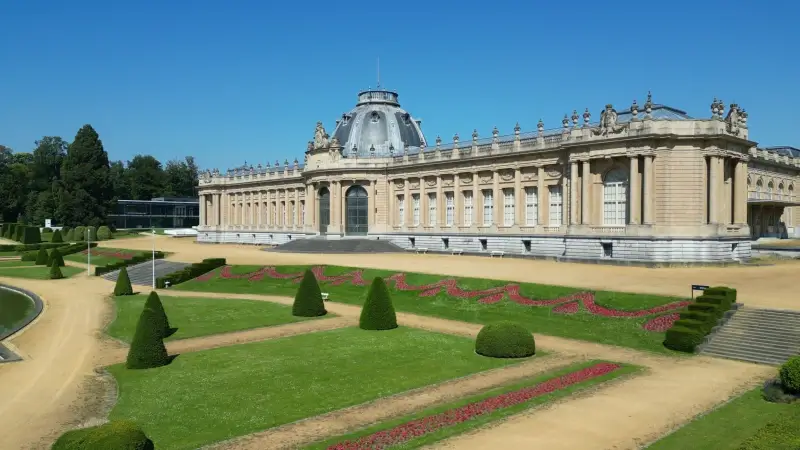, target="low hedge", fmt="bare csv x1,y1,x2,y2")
156,258,226,288
0,242,68,253
94,251,166,276
52,420,154,450
664,286,737,353
58,242,99,257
